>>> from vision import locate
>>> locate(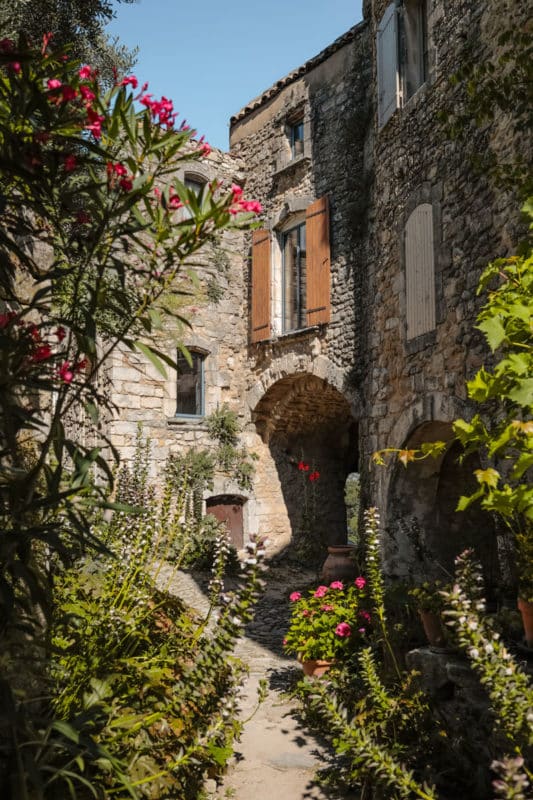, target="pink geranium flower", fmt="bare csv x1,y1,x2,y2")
289,591,302,602
330,581,344,590
355,576,366,590
335,622,352,638
314,586,328,598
